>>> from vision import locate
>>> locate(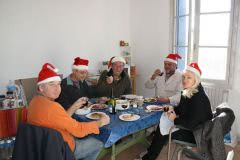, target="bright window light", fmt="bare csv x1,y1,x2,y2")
199,13,230,46
198,48,227,80
200,0,231,13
